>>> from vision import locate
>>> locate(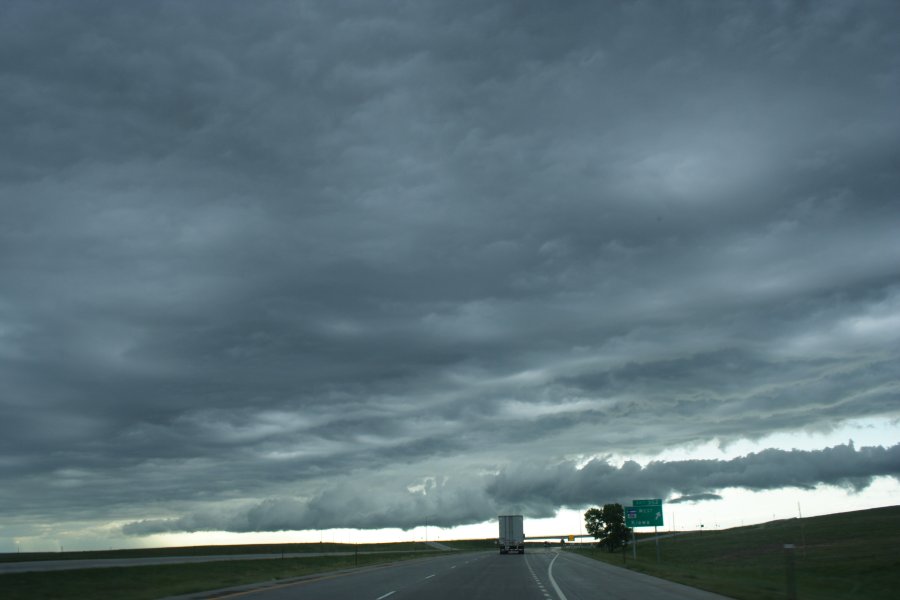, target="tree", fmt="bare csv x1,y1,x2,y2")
584,503,630,552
